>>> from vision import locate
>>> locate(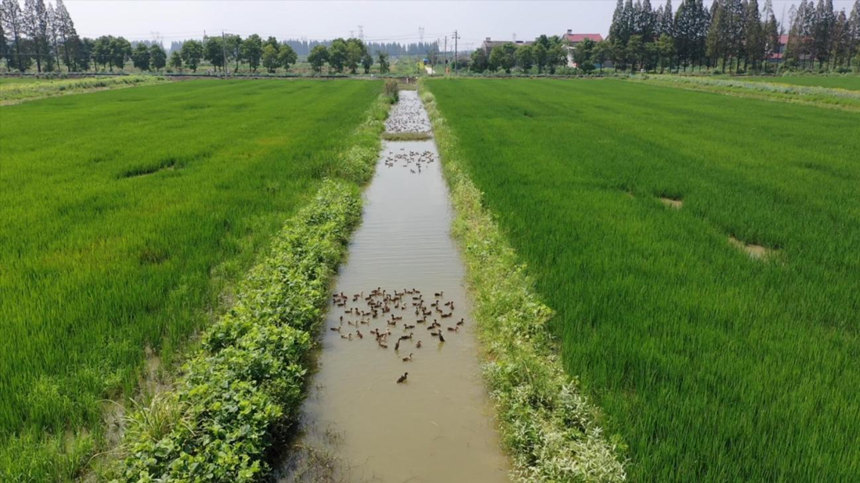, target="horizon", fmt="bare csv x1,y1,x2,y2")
64,0,858,51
